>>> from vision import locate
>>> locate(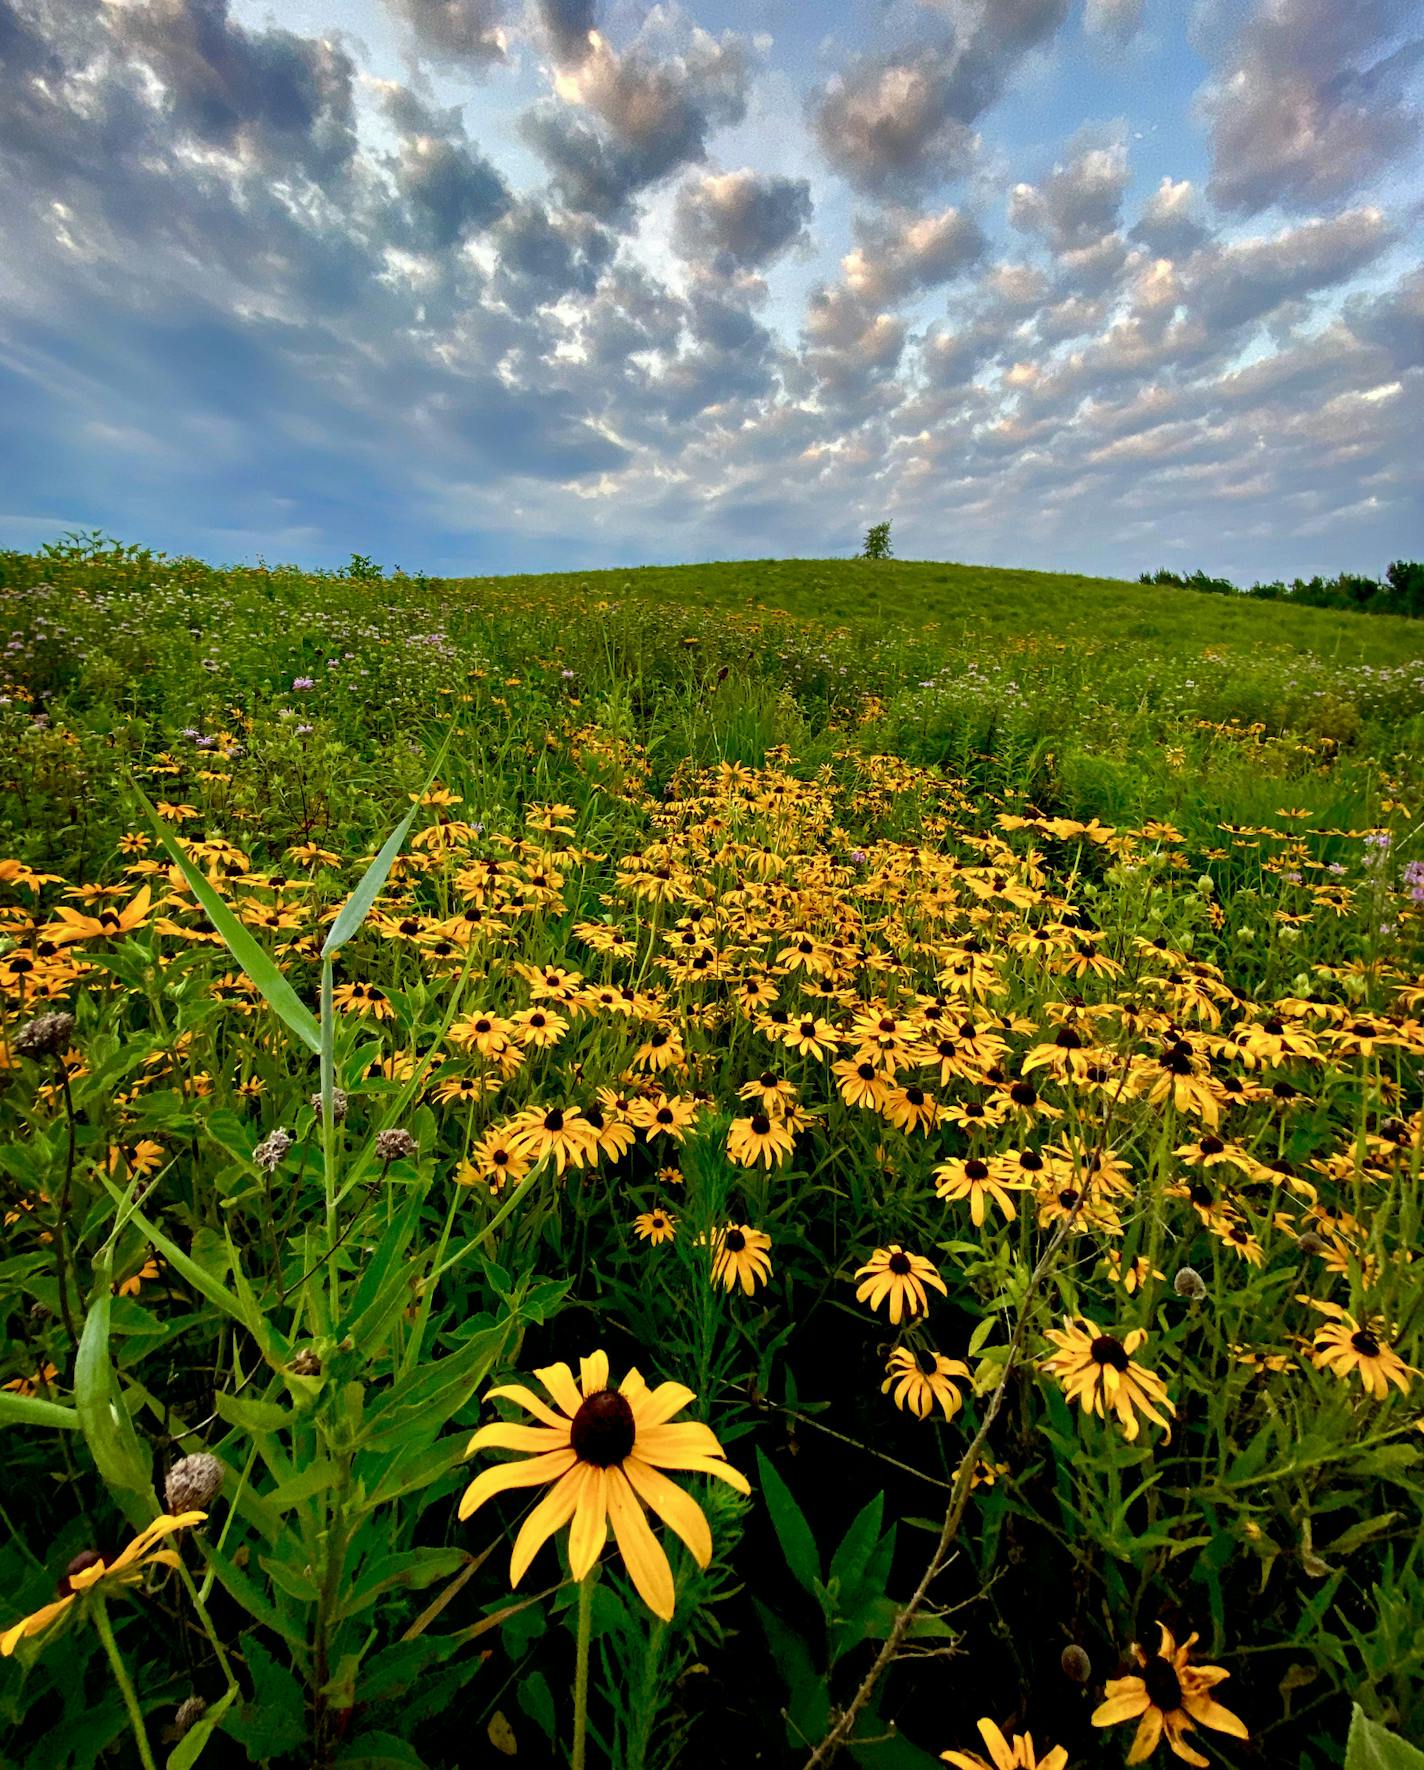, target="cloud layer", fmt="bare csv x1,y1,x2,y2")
0,0,1419,580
